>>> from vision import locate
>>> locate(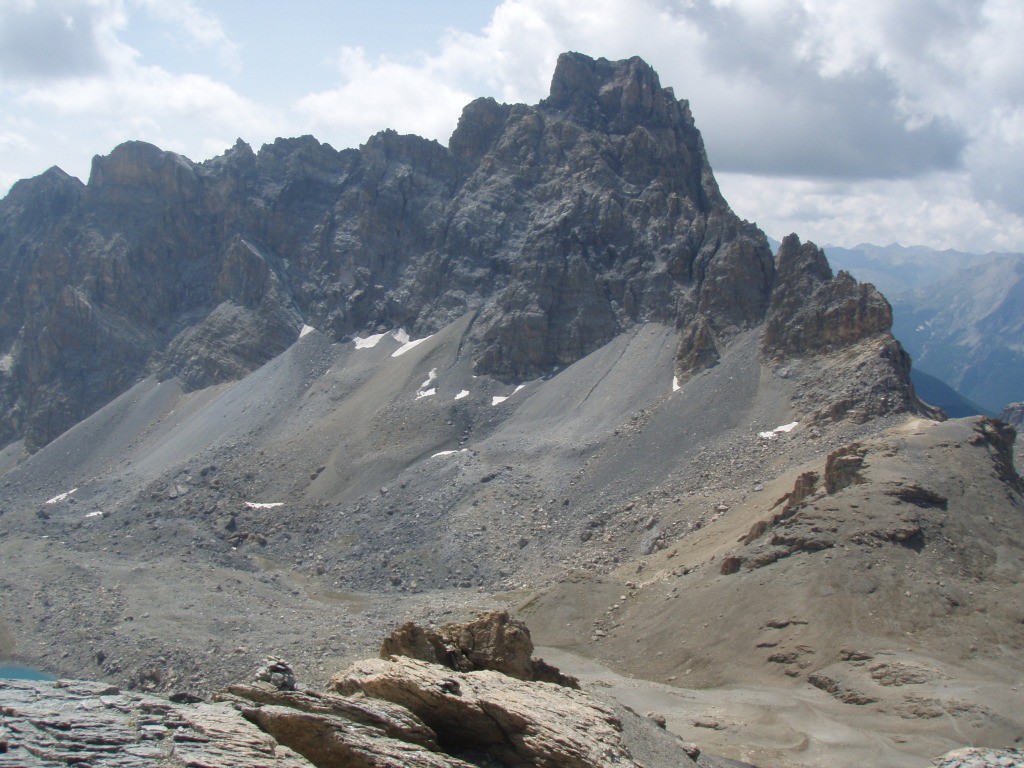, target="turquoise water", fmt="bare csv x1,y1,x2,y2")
0,664,54,680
